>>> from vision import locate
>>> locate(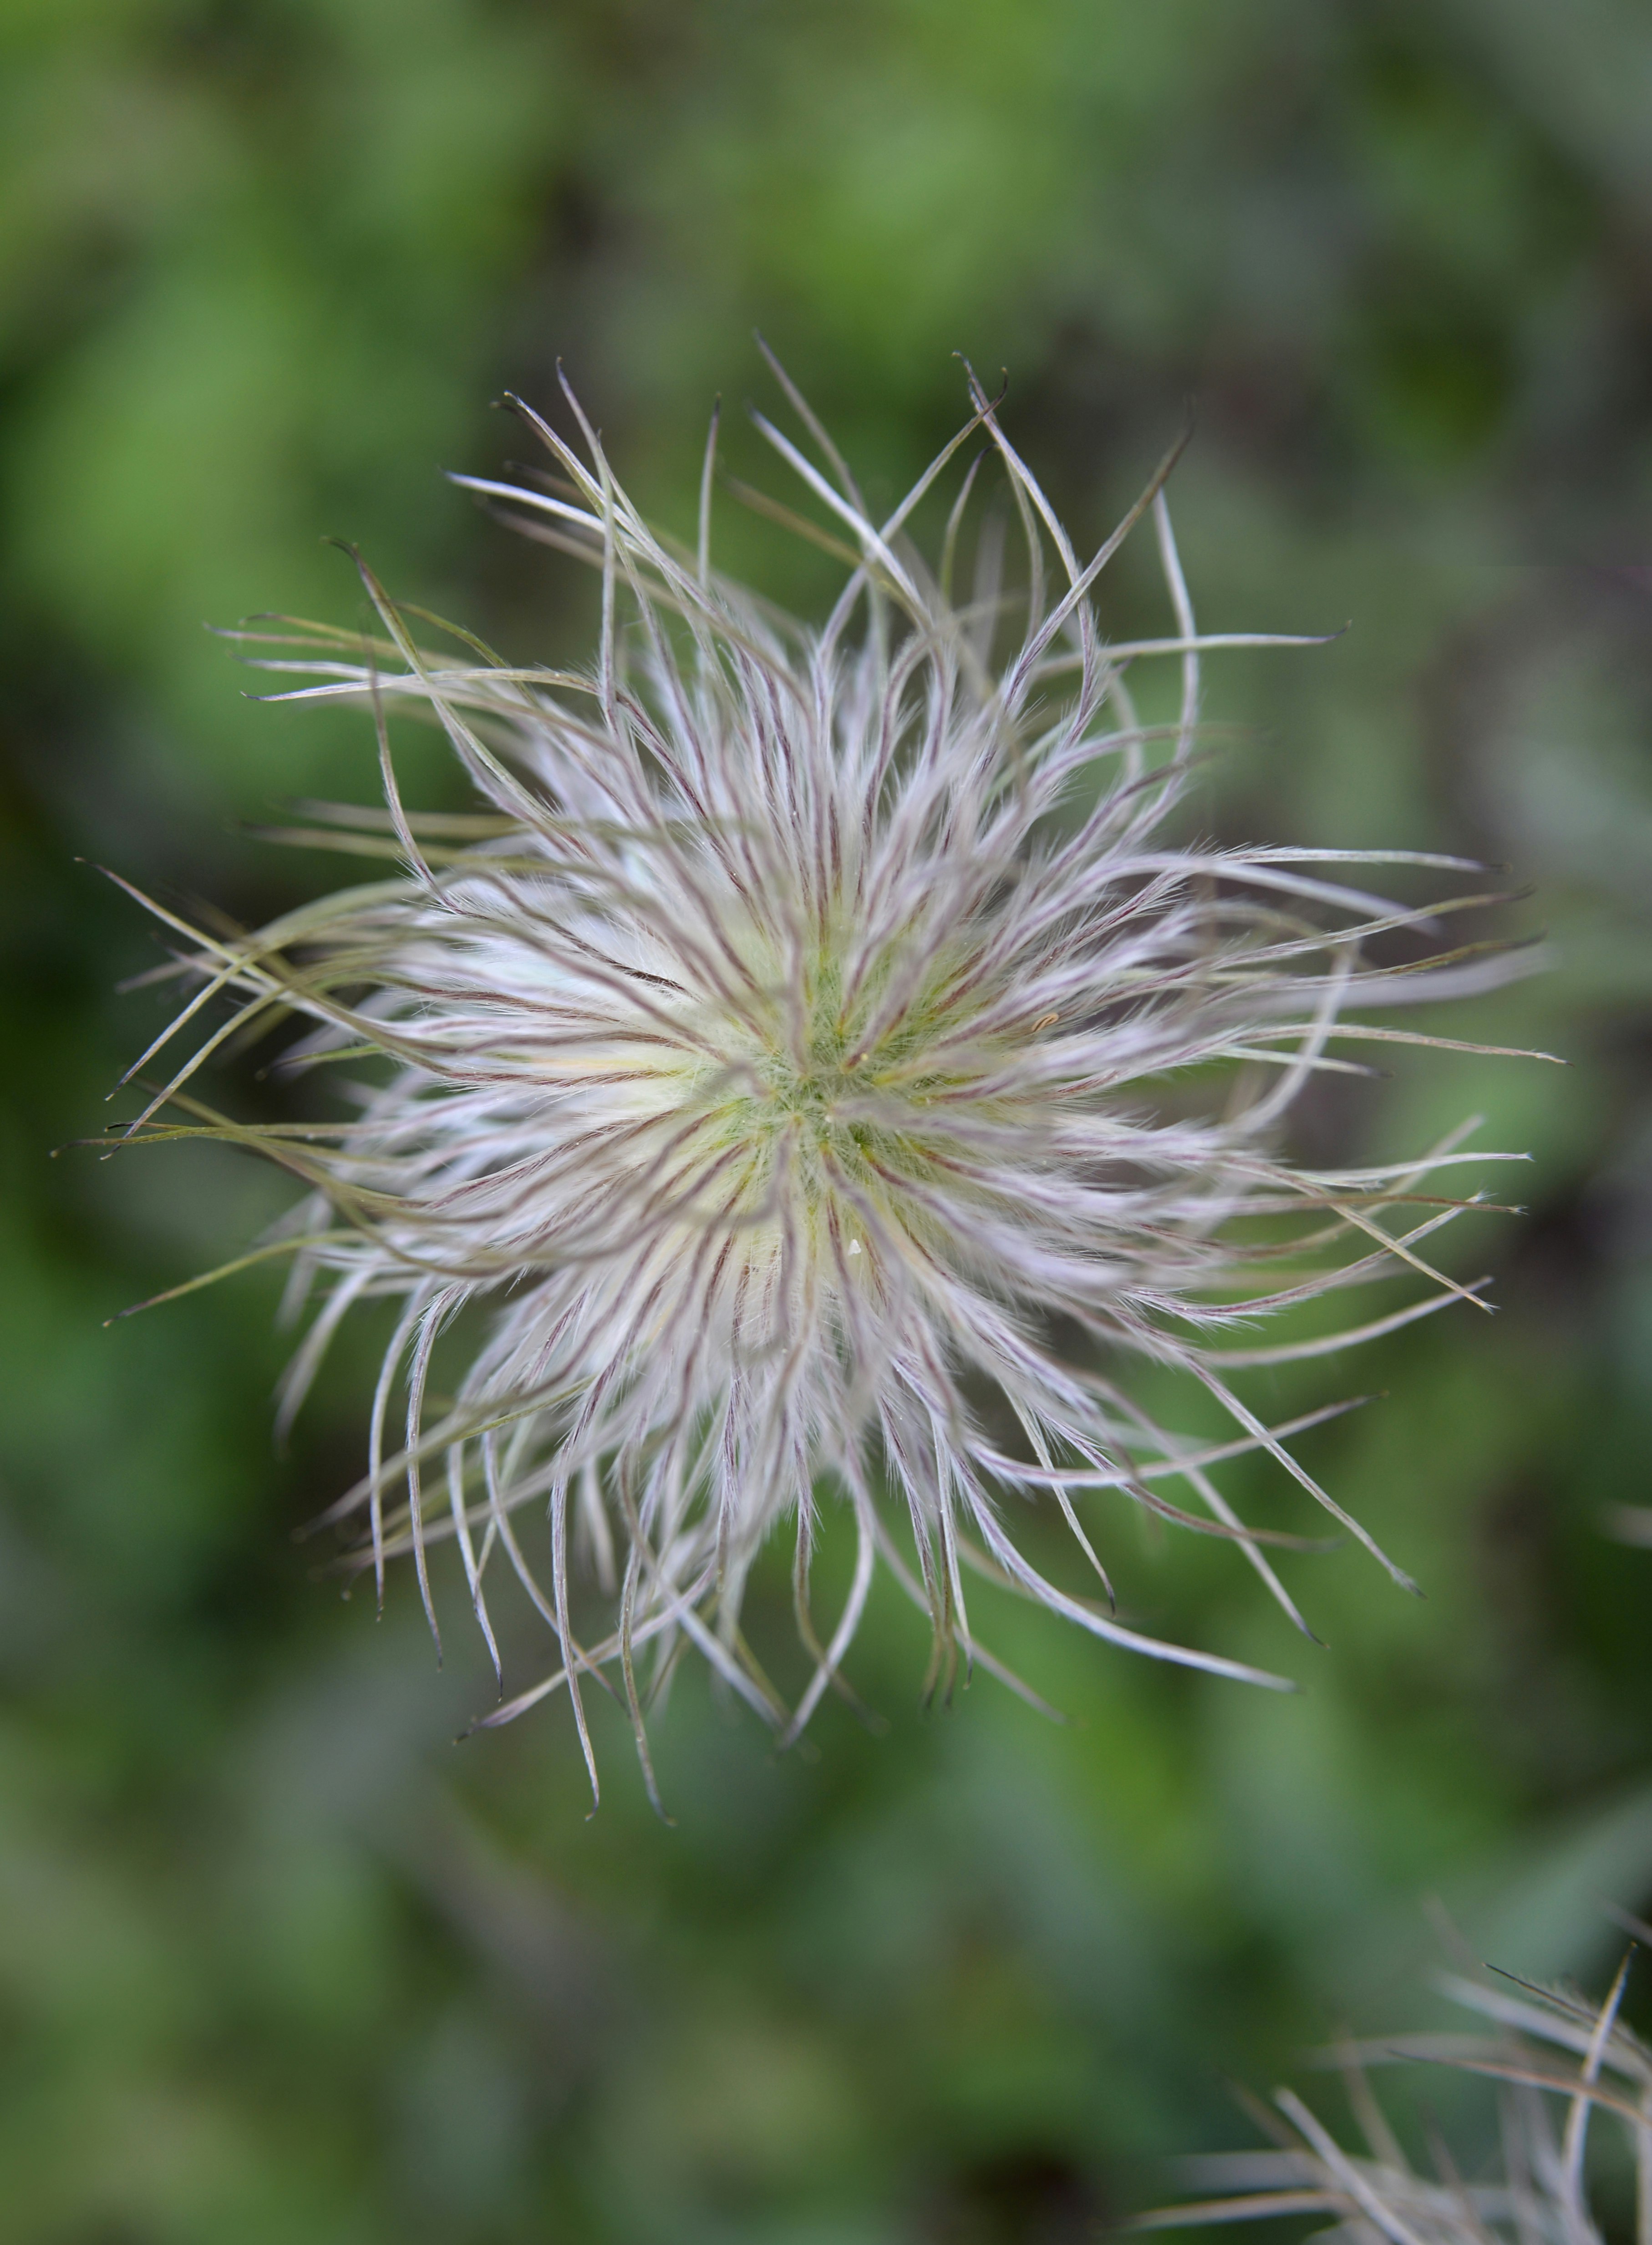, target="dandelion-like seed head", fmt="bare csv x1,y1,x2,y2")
113,358,1542,1805
1139,1938,1650,2245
